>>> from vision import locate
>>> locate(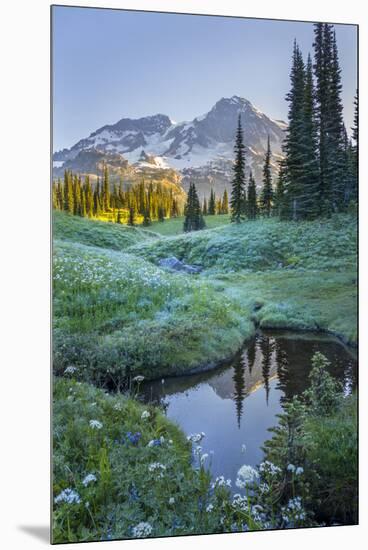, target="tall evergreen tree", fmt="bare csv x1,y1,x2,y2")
260,135,273,217
202,197,208,216
283,41,306,221
208,188,216,215
274,160,288,219
247,171,258,220
221,189,229,214
103,164,110,212
183,182,205,232
230,115,246,223
299,53,320,219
